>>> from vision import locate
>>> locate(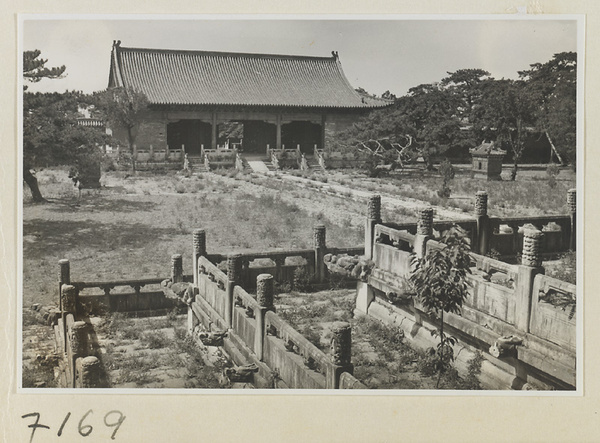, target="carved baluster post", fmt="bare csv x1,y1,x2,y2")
192,229,206,287
70,321,88,387
61,284,77,353
79,356,101,388
59,259,71,294
475,191,491,256
414,208,433,259
171,254,183,284
61,284,77,316
515,230,545,332
70,321,88,359
226,254,242,328
189,230,206,334
58,259,70,350
254,274,274,360
328,322,353,389
568,188,576,251
314,225,327,283
365,195,382,260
